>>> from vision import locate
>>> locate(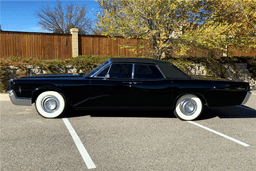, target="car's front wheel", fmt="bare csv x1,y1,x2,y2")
174,94,202,121
35,91,66,118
